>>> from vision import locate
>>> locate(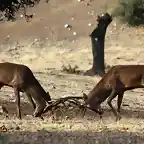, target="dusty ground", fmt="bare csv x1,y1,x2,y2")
1,0,144,143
